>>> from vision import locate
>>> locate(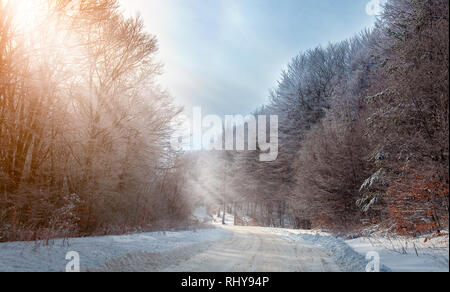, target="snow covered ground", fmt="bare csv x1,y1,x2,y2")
262,228,449,272
208,211,448,272
261,228,387,272
346,234,449,272
159,225,341,272
0,207,447,272
0,227,231,272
